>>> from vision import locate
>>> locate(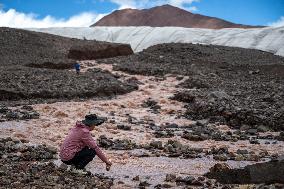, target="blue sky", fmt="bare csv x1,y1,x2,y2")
0,0,283,28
